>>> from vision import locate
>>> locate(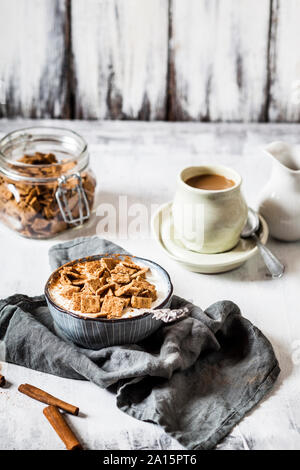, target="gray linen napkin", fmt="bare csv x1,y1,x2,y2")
0,236,280,450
